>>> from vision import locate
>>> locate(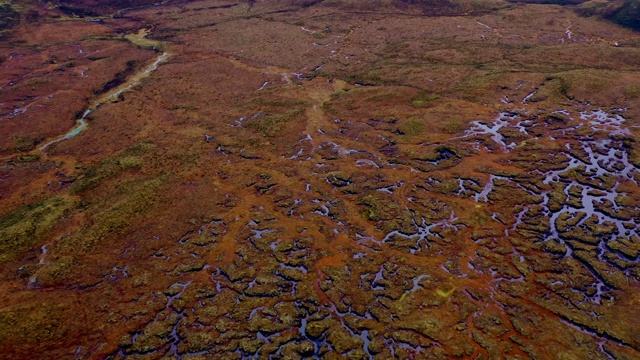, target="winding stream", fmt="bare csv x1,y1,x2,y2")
38,31,170,151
